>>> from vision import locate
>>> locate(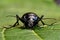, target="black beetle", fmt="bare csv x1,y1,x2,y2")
12,12,45,29
6,12,56,29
